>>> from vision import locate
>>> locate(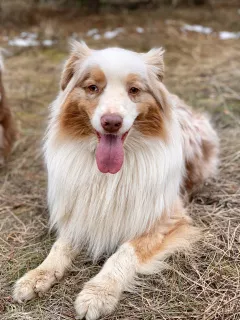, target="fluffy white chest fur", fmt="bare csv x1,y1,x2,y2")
45,118,183,259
